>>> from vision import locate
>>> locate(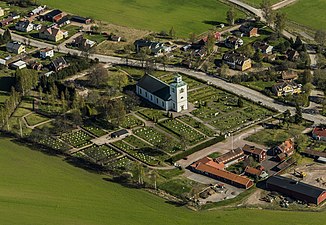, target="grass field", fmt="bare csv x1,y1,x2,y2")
281,0,326,30
242,0,281,7
40,0,243,37
1,137,326,224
